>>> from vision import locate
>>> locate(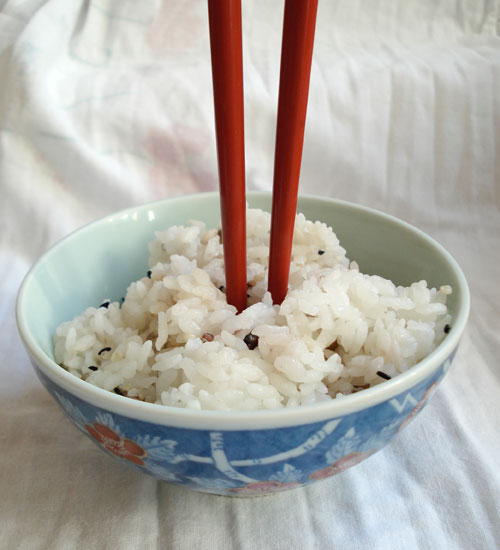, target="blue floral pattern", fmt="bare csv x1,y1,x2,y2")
33,352,454,496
